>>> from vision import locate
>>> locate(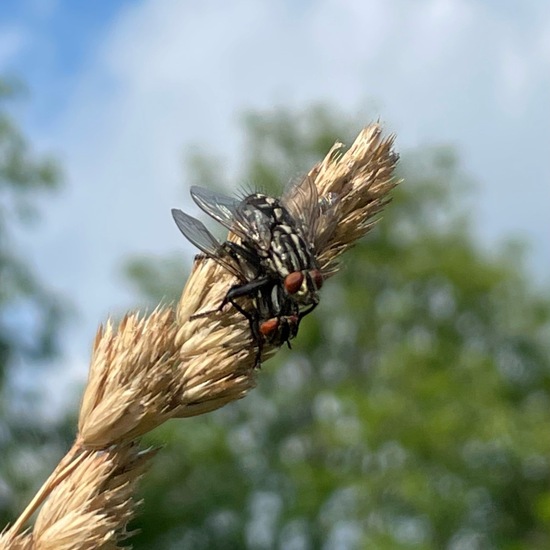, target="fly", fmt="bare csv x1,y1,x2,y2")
171,176,339,366
171,208,302,366
188,176,336,313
